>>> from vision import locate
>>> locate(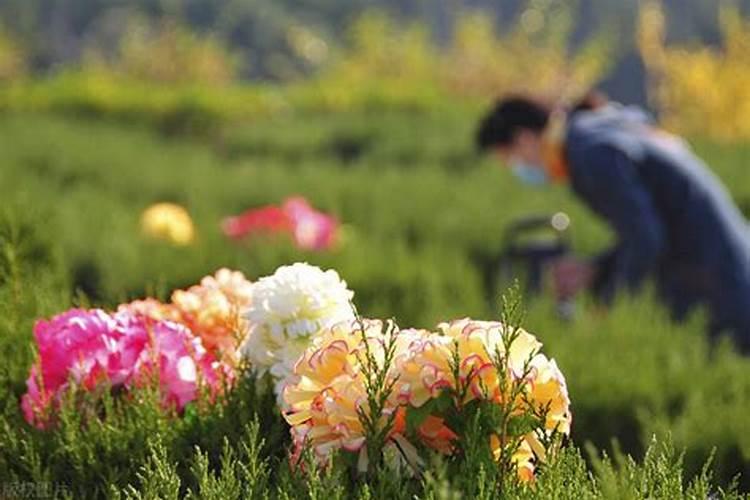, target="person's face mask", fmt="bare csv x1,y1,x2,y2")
510,160,549,186
501,129,551,187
